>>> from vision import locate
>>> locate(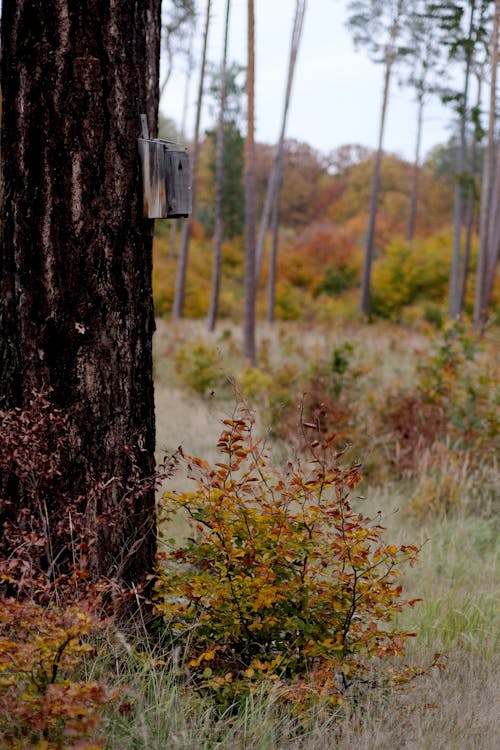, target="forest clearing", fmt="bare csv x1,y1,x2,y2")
1,0,500,747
